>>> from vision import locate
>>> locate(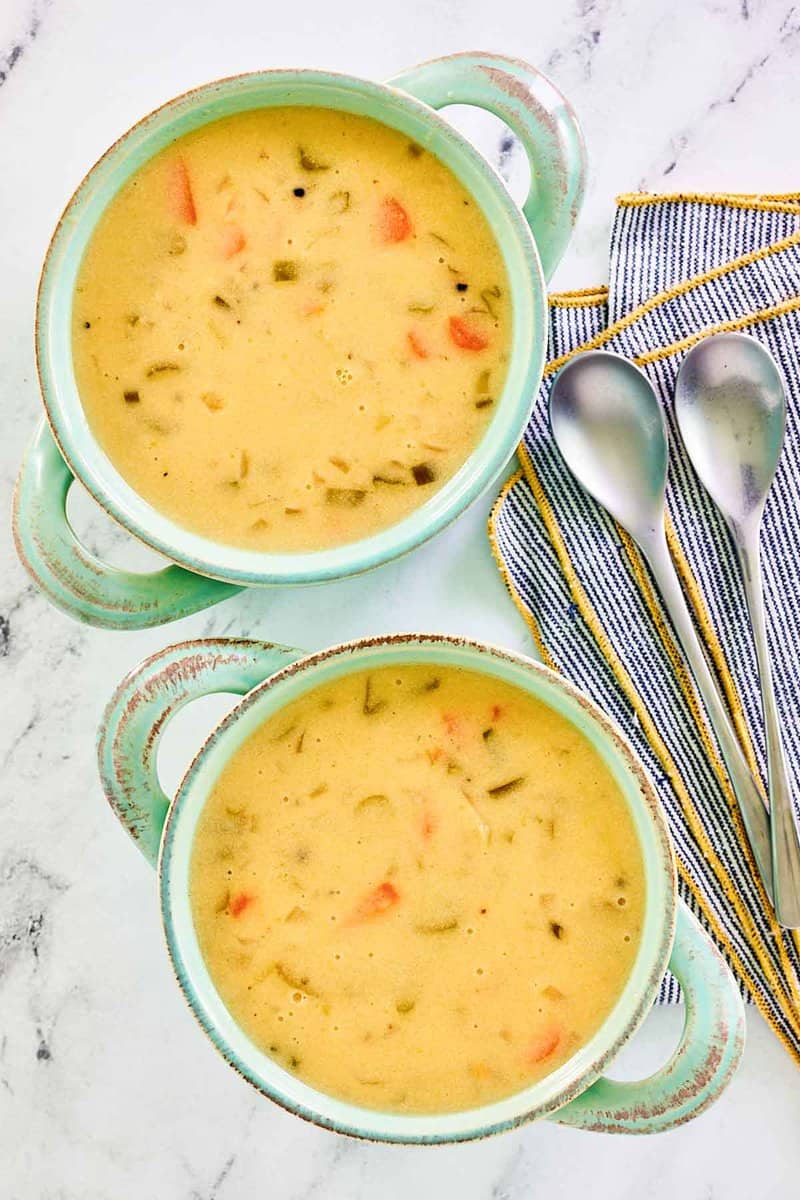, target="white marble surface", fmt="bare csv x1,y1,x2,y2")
3,0,800,1195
